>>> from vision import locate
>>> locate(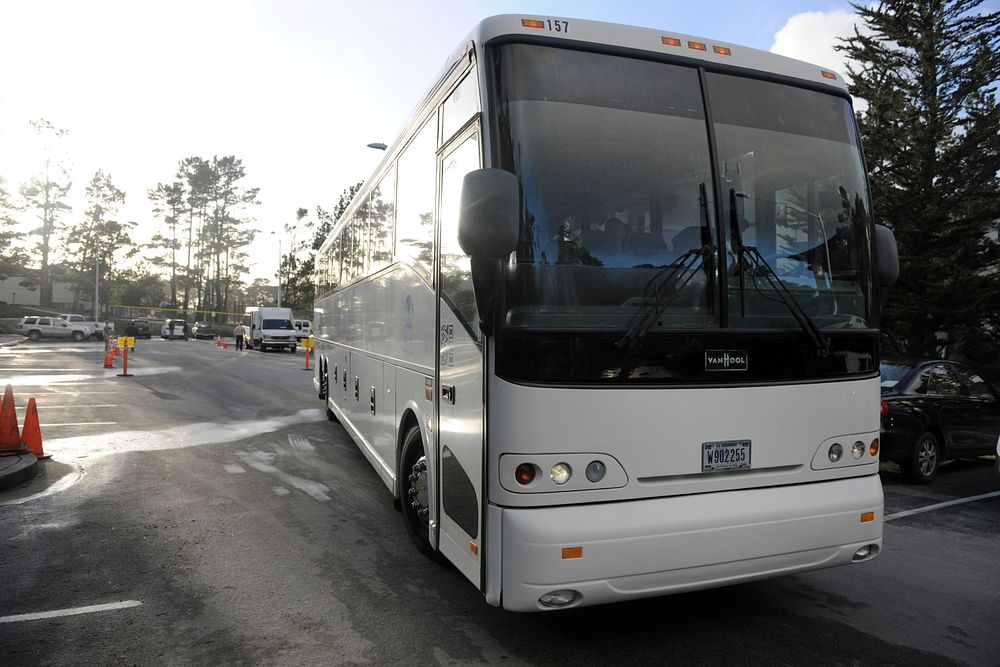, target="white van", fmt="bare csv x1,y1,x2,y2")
246,306,297,352
293,319,312,341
